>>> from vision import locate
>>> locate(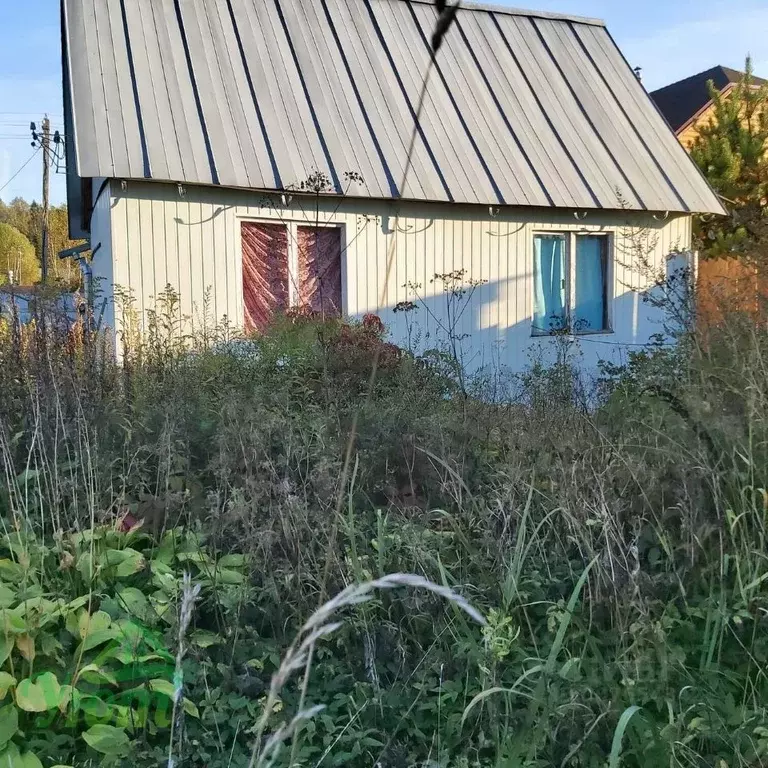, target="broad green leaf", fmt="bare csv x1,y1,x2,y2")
0,638,13,666
34,672,60,704
15,680,48,712
64,609,81,638
110,619,144,645
0,704,18,747
116,587,151,622
78,610,111,639
0,673,16,700
18,752,43,768
147,679,175,699
39,633,64,659
149,596,173,622
147,680,199,718
76,553,93,583
112,648,167,666
79,695,110,719
0,561,24,584
62,596,89,614
215,568,245,585
115,551,145,579
0,742,20,766
0,611,26,635
190,630,221,648
175,552,211,565
82,724,130,756
102,549,132,567
78,629,118,653
13,598,54,618
218,554,247,568
57,685,73,713
0,586,15,609
14,635,34,662
76,664,118,687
